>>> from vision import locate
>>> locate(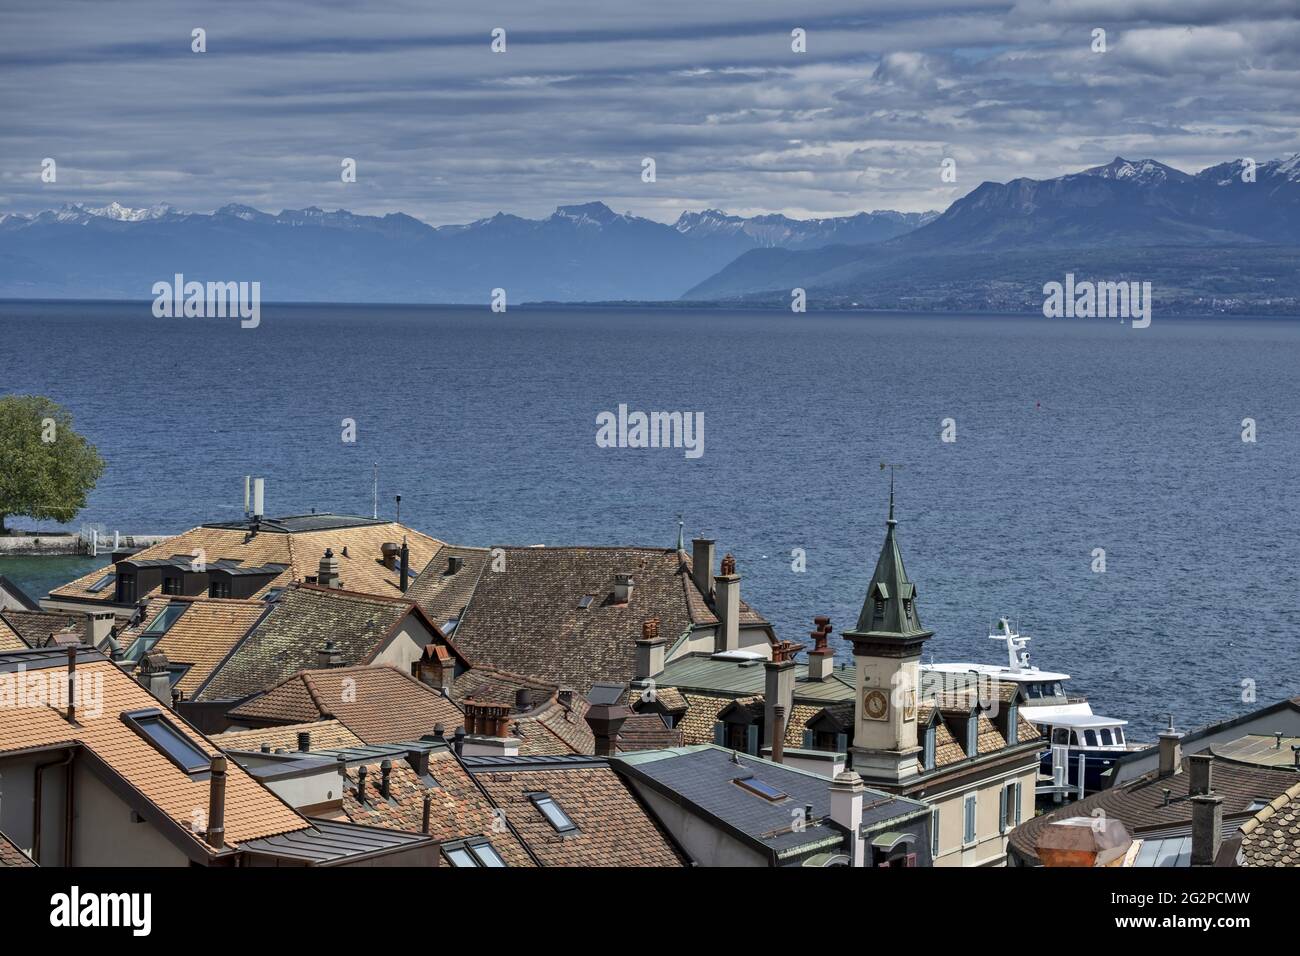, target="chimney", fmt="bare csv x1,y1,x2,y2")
515,687,532,713
829,770,866,867
400,539,410,592
65,646,78,723
206,755,227,849
807,616,834,681
460,702,521,756
380,759,393,799
297,731,311,753
613,573,634,605
414,645,454,692
586,702,630,757
86,611,115,646
243,475,251,518
317,640,343,669
447,554,464,574
1157,715,1183,777
1190,794,1223,867
771,705,786,763
714,553,740,653
763,641,799,751
635,617,666,681
691,538,715,598
252,477,265,522
356,765,369,804
318,548,342,589
381,542,401,571
407,748,431,778
137,648,173,704
422,793,433,835
1187,753,1213,797
453,726,465,756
